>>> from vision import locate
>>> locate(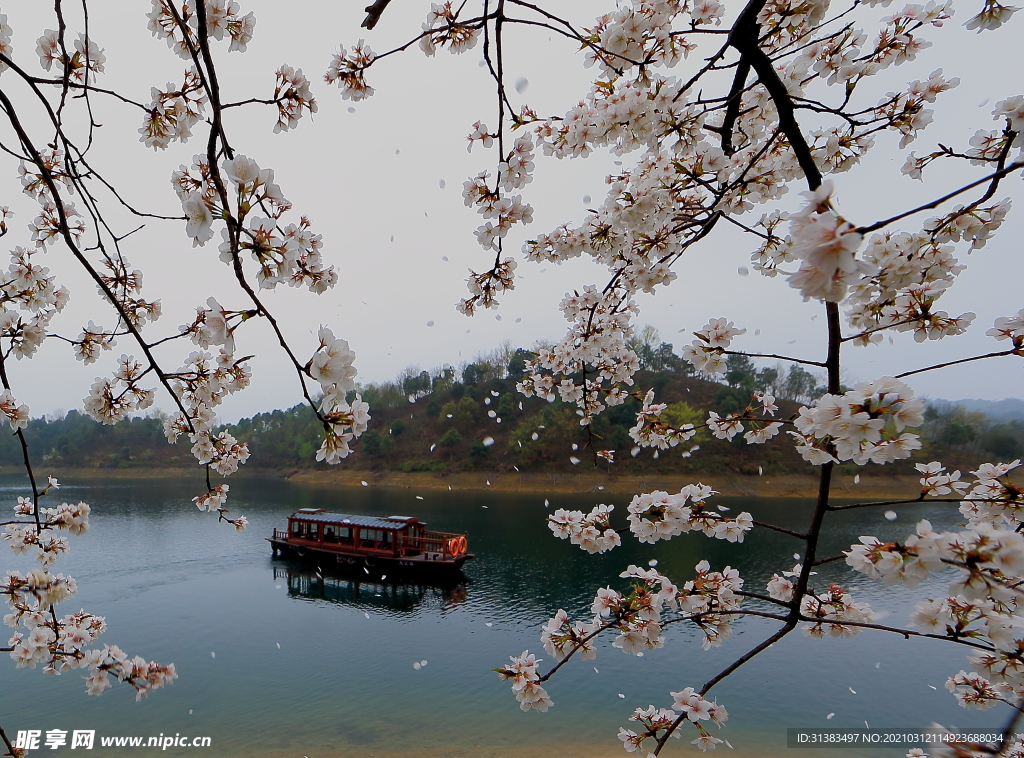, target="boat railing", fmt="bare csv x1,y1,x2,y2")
400,529,467,557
